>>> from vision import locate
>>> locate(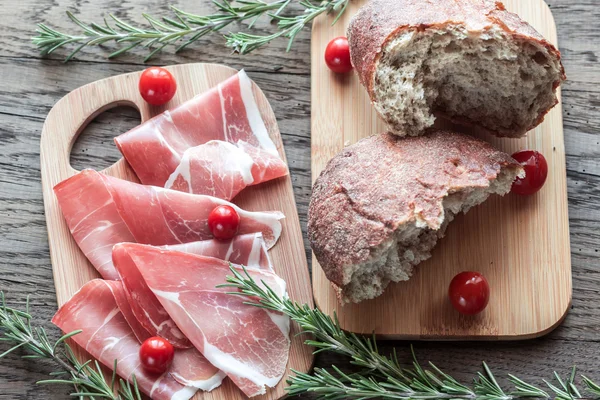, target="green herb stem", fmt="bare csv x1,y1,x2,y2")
226,0,350,54
4,267,600,400
0,292,141,400
32,0,347,62
222,266,600,400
